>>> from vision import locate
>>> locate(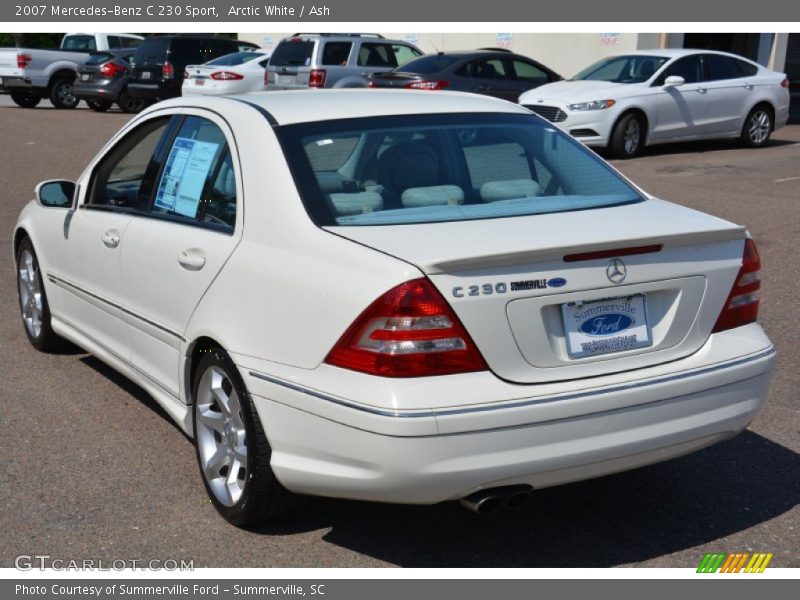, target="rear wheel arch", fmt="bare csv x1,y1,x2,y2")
747,100,775,129
184,336,225,404
47,68,77,91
